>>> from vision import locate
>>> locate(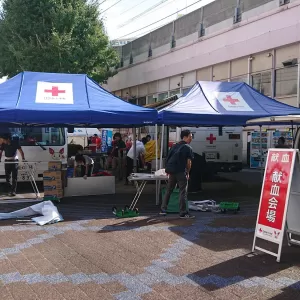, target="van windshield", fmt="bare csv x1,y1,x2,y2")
7,127,65,146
